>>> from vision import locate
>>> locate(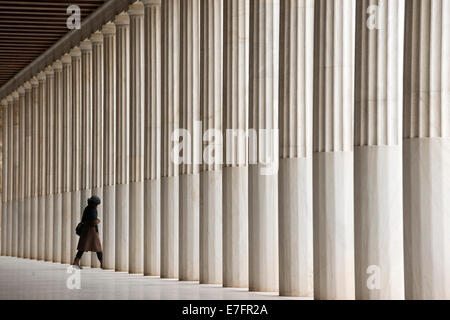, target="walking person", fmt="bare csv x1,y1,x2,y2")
73,195,103,269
